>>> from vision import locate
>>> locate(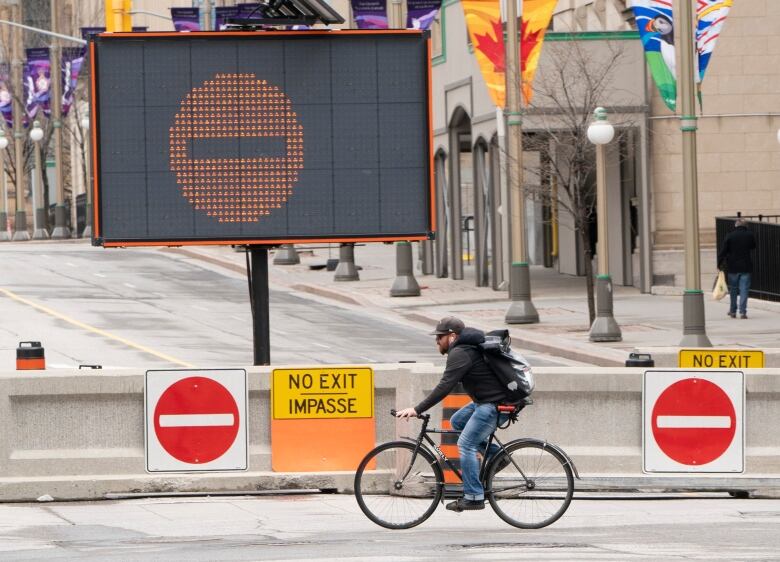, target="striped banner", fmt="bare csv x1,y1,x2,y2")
696,0,732,81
